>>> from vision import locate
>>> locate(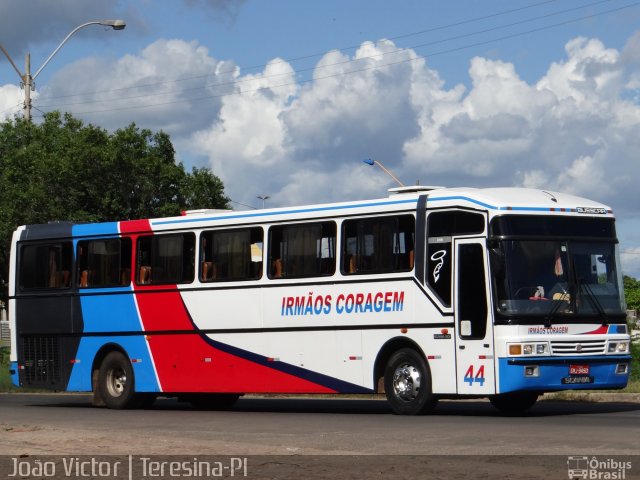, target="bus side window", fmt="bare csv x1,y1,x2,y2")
268,222,336,279
200,227,263,282
77,238,132,288
19,242,73,290
341,215,414,275
136,233,195,285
